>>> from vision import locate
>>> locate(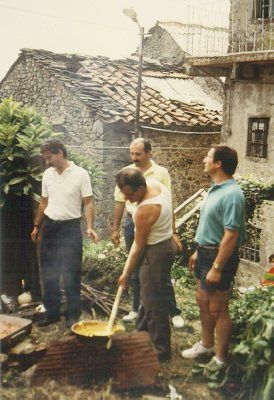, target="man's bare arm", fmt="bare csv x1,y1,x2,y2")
118,205,160,289
206,229,239,285
111,201,125,247
83,196,99,242
30,197,48,242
